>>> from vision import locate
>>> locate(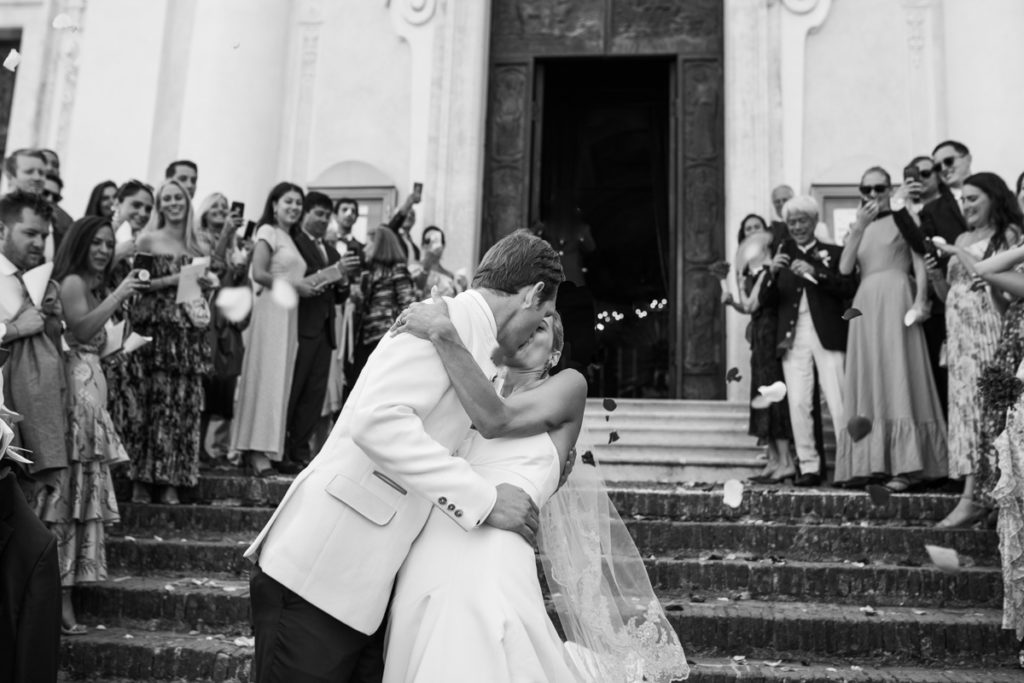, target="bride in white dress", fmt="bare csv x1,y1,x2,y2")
385,295,689,682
